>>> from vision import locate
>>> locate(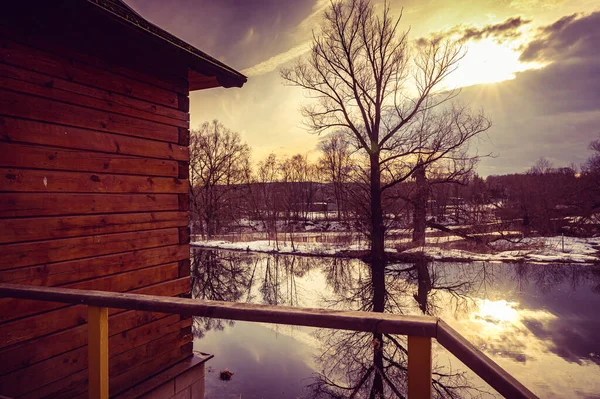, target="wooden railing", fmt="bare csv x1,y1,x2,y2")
0,283,538,399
